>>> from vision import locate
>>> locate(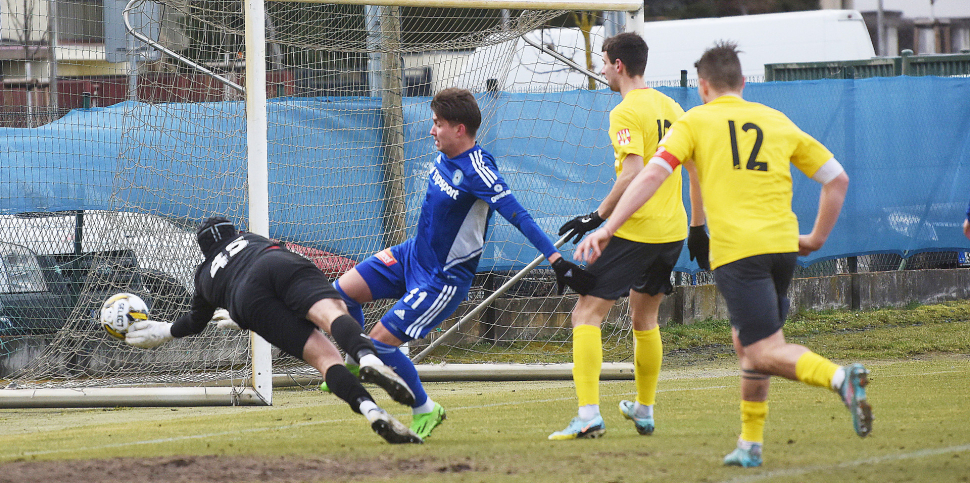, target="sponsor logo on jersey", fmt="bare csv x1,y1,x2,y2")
616,128,631,146
394,309,406,319
490,188,511,203
431,167,459,200
376,249,398,266
452,169,463,186
493,184,503,193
